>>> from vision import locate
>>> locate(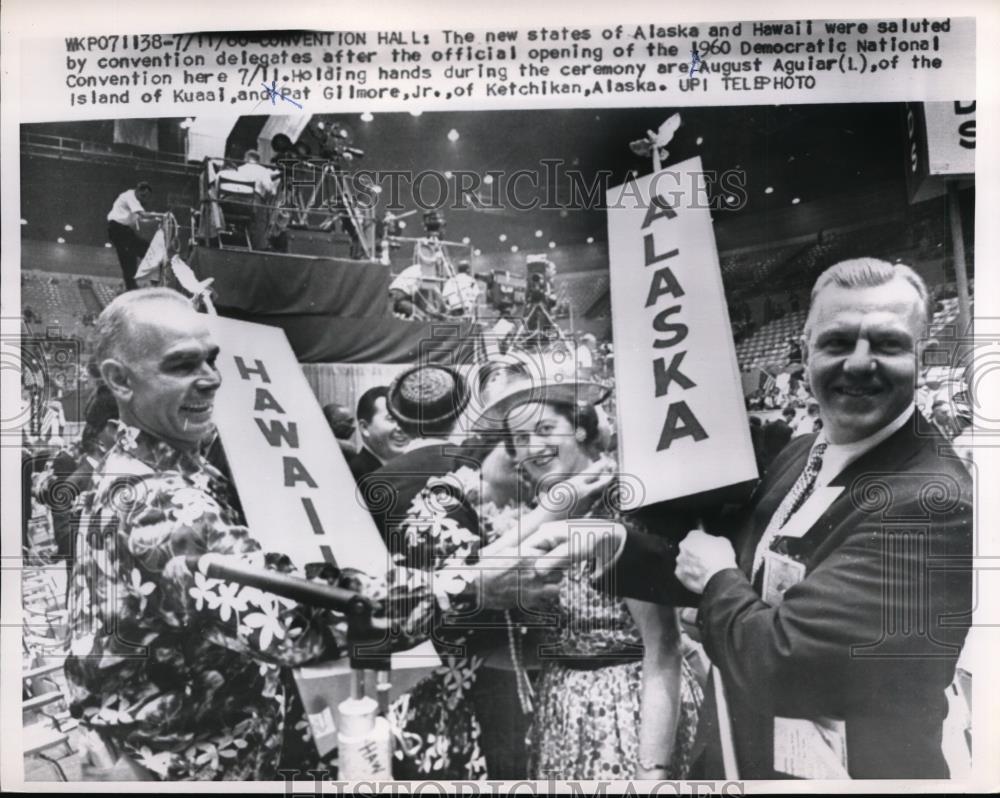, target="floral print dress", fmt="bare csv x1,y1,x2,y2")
529,567,703,780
